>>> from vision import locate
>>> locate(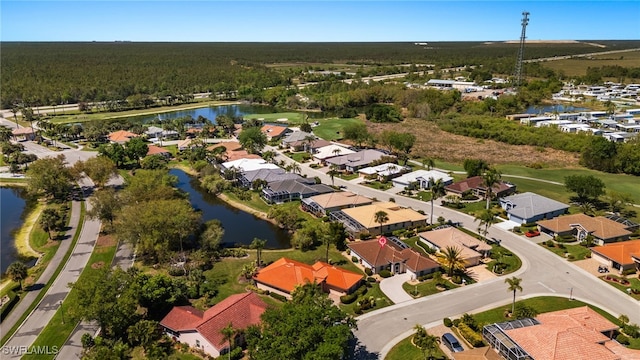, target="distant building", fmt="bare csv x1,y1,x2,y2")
332,201,427,236
418,227,491,267
537,213,632,245
445,176,516,199
108,130,139,143
500,192,569,224
301,191,373,217
348,237,440,278
392,170,453,189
